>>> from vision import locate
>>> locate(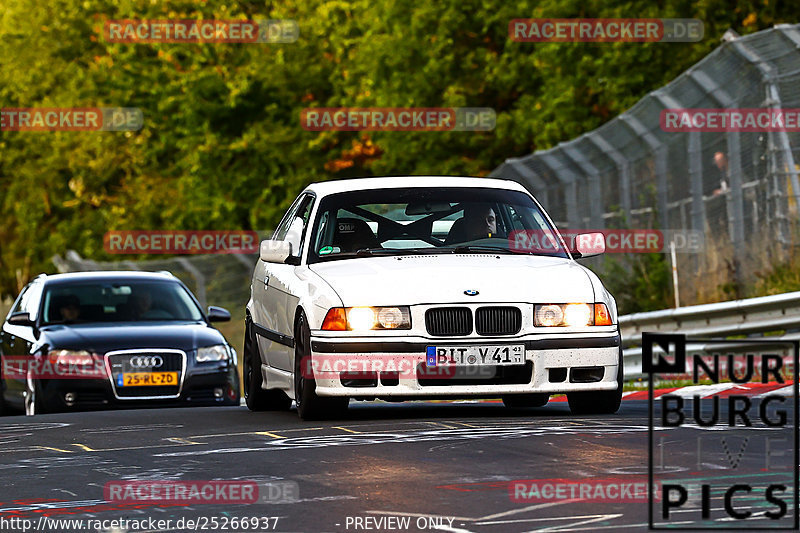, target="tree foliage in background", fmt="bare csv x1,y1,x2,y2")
600,253,674,313
1,0,798,303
